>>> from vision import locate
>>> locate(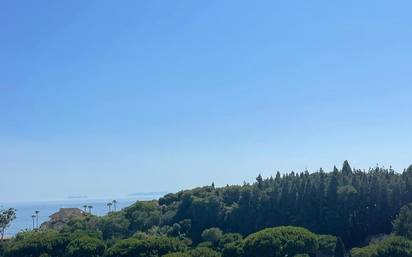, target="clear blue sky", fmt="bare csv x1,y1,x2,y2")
1,0,411,202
